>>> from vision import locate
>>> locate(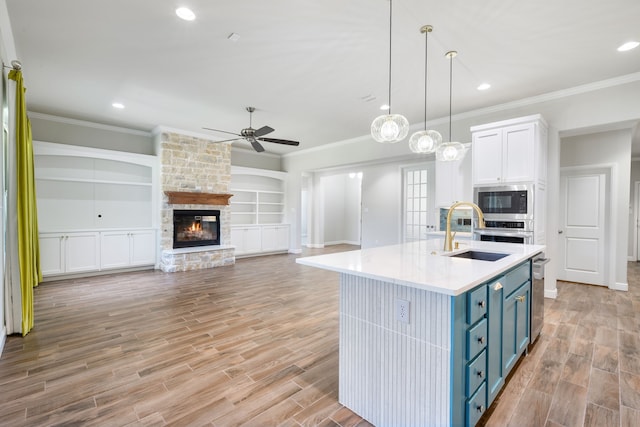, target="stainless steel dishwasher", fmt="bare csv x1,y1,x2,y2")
530,256,549,346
